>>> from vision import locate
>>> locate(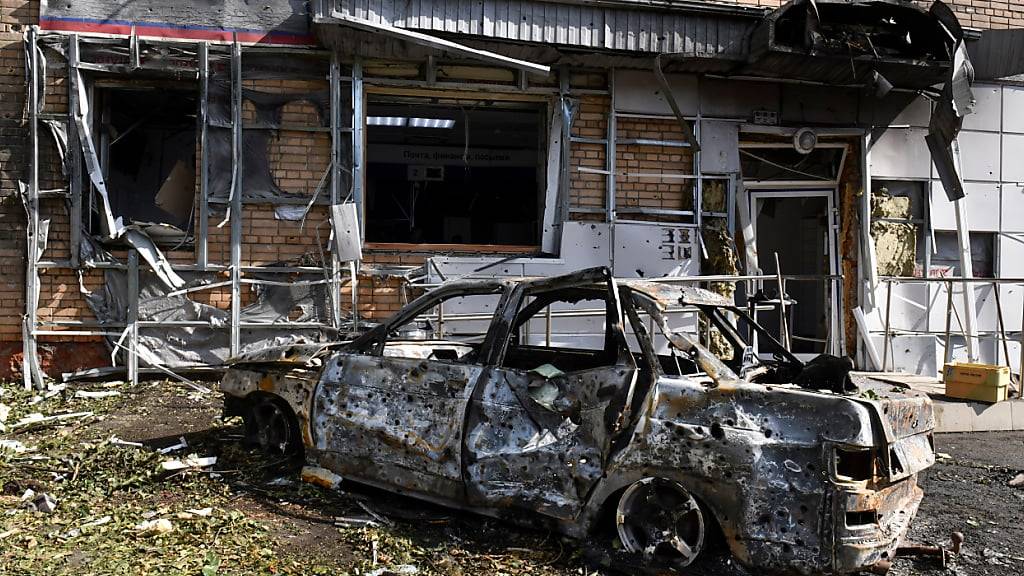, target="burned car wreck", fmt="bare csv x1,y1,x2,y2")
220,268,934,574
